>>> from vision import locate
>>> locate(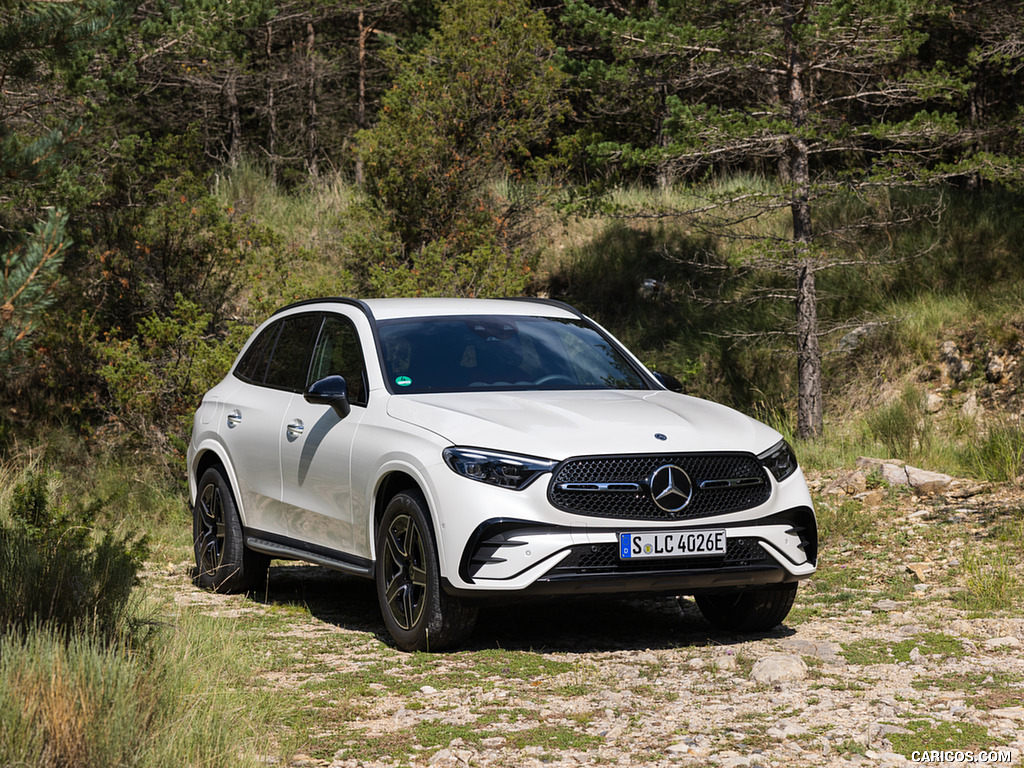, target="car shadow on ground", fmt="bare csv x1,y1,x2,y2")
244,562,796,654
